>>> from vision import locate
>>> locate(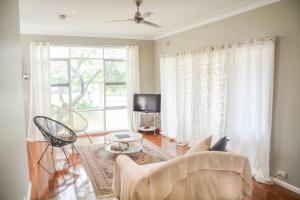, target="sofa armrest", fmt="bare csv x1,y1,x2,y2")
112,155,146,199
